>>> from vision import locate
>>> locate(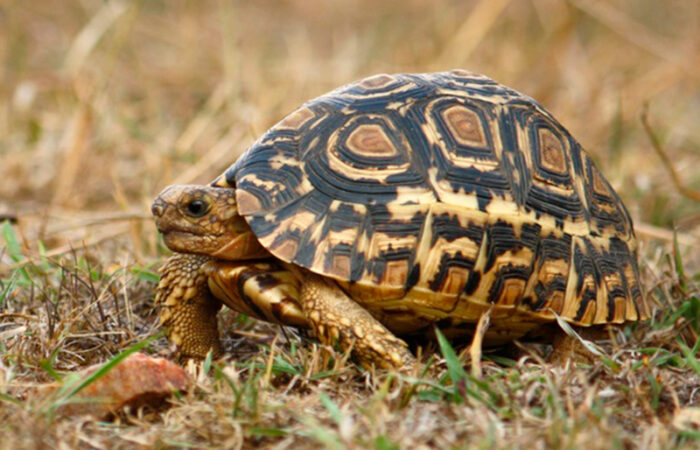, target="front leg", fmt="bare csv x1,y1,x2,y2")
204,260,309,329
156,253,222,359
301,273,416,370
157,255,310,360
